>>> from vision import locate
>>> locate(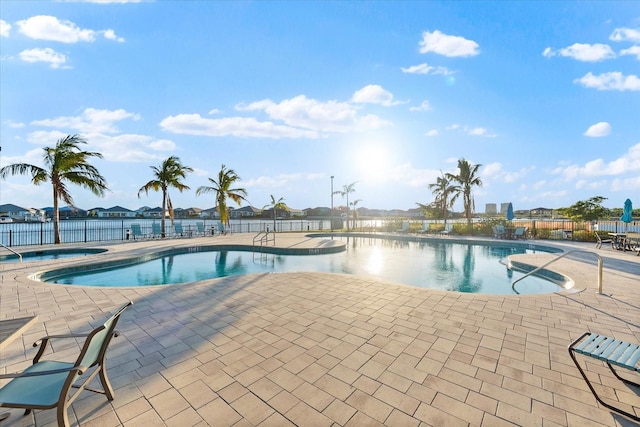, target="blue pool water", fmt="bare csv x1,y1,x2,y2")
1,248,107,263
42,237,567,294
